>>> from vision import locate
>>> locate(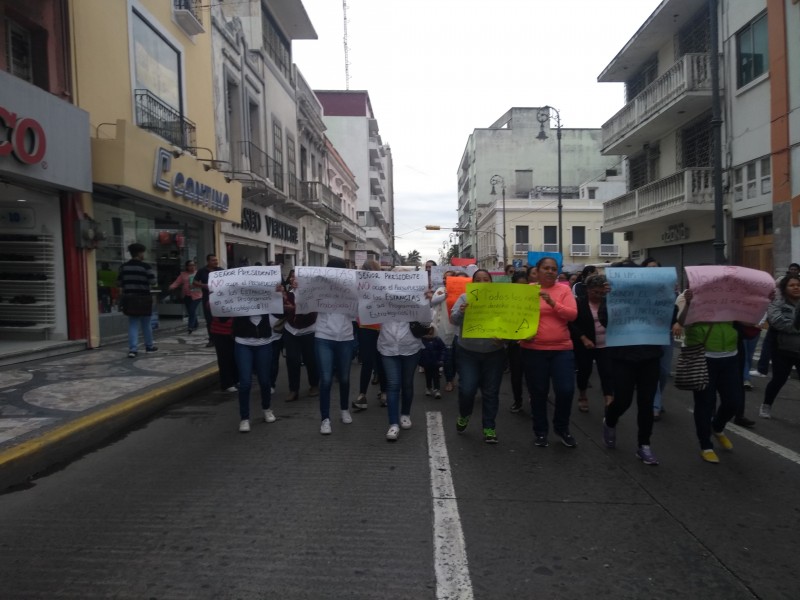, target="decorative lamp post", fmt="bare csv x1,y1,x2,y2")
536,106,563,257
489,174,507,268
